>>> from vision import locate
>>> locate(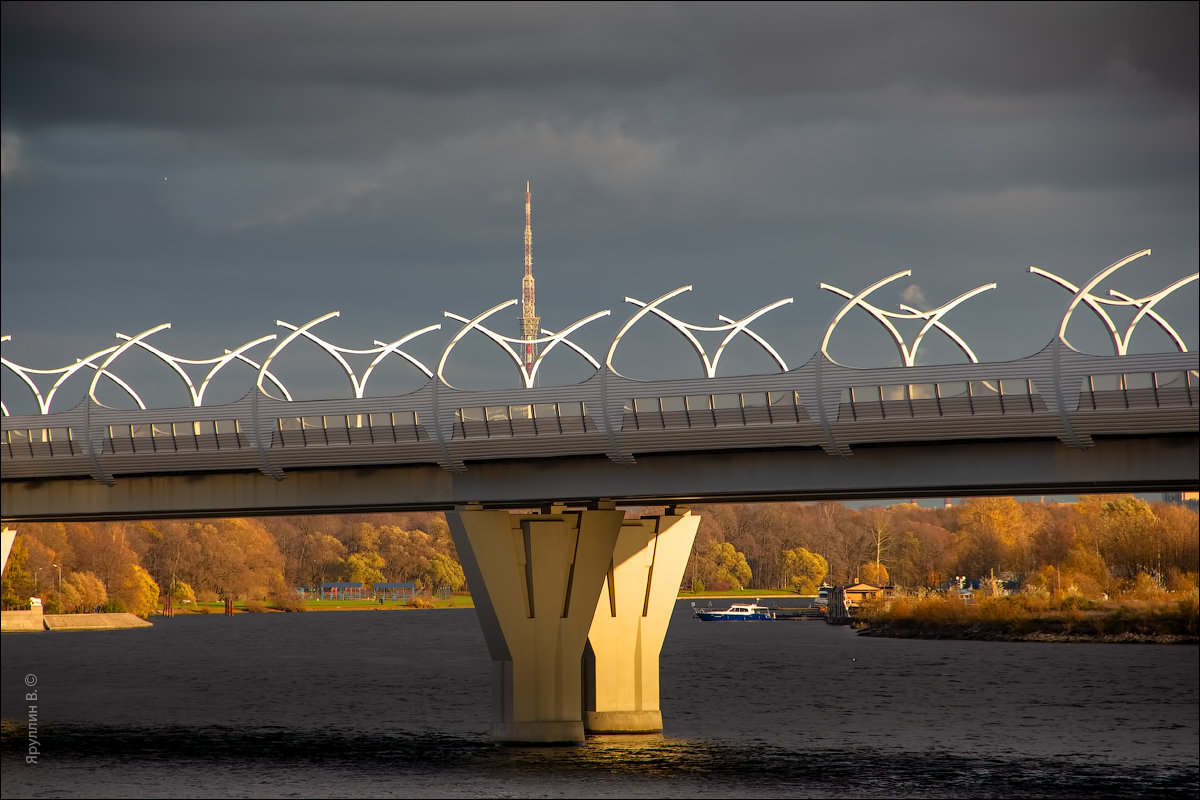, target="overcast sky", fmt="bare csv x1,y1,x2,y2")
2,1,1197,412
